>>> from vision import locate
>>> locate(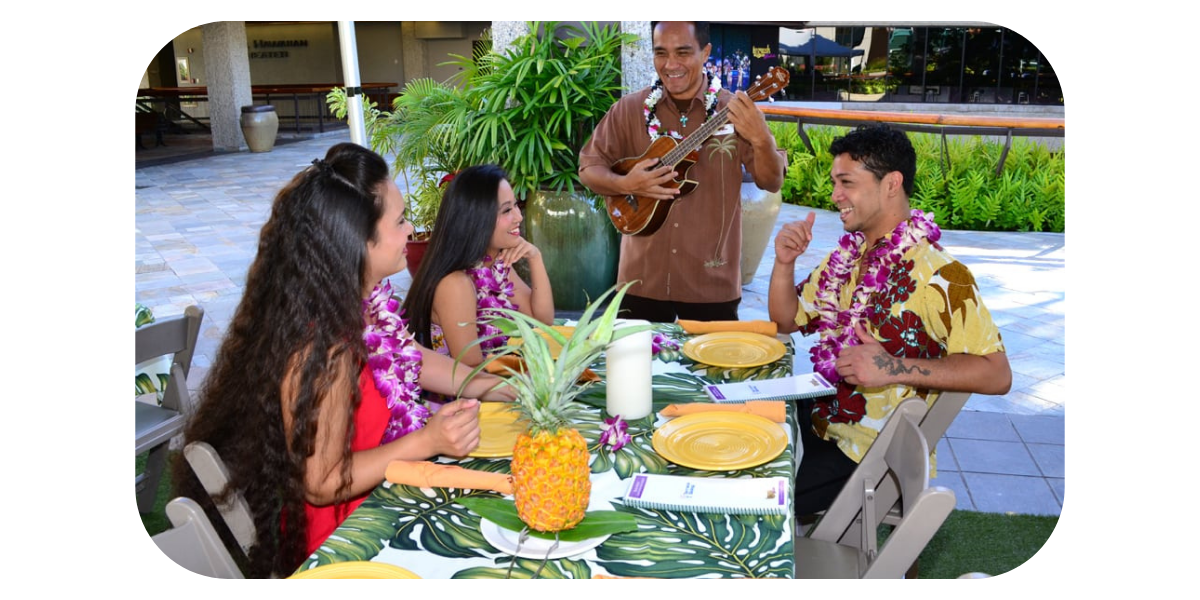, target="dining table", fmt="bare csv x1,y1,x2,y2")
293,322,802,579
